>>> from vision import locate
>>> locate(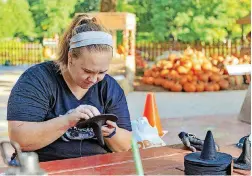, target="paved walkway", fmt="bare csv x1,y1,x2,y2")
127,90,248,120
